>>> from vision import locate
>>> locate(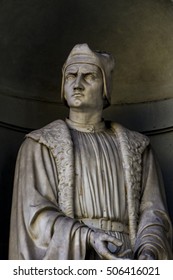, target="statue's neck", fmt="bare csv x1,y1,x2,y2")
66,117,105,133
68,108,103,126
